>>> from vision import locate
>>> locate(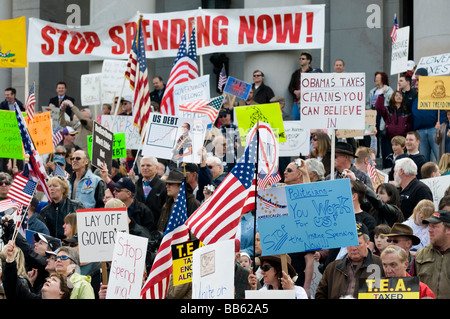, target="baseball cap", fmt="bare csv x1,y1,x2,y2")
62,126,78,135
111,177,136,193
422,210,450,224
